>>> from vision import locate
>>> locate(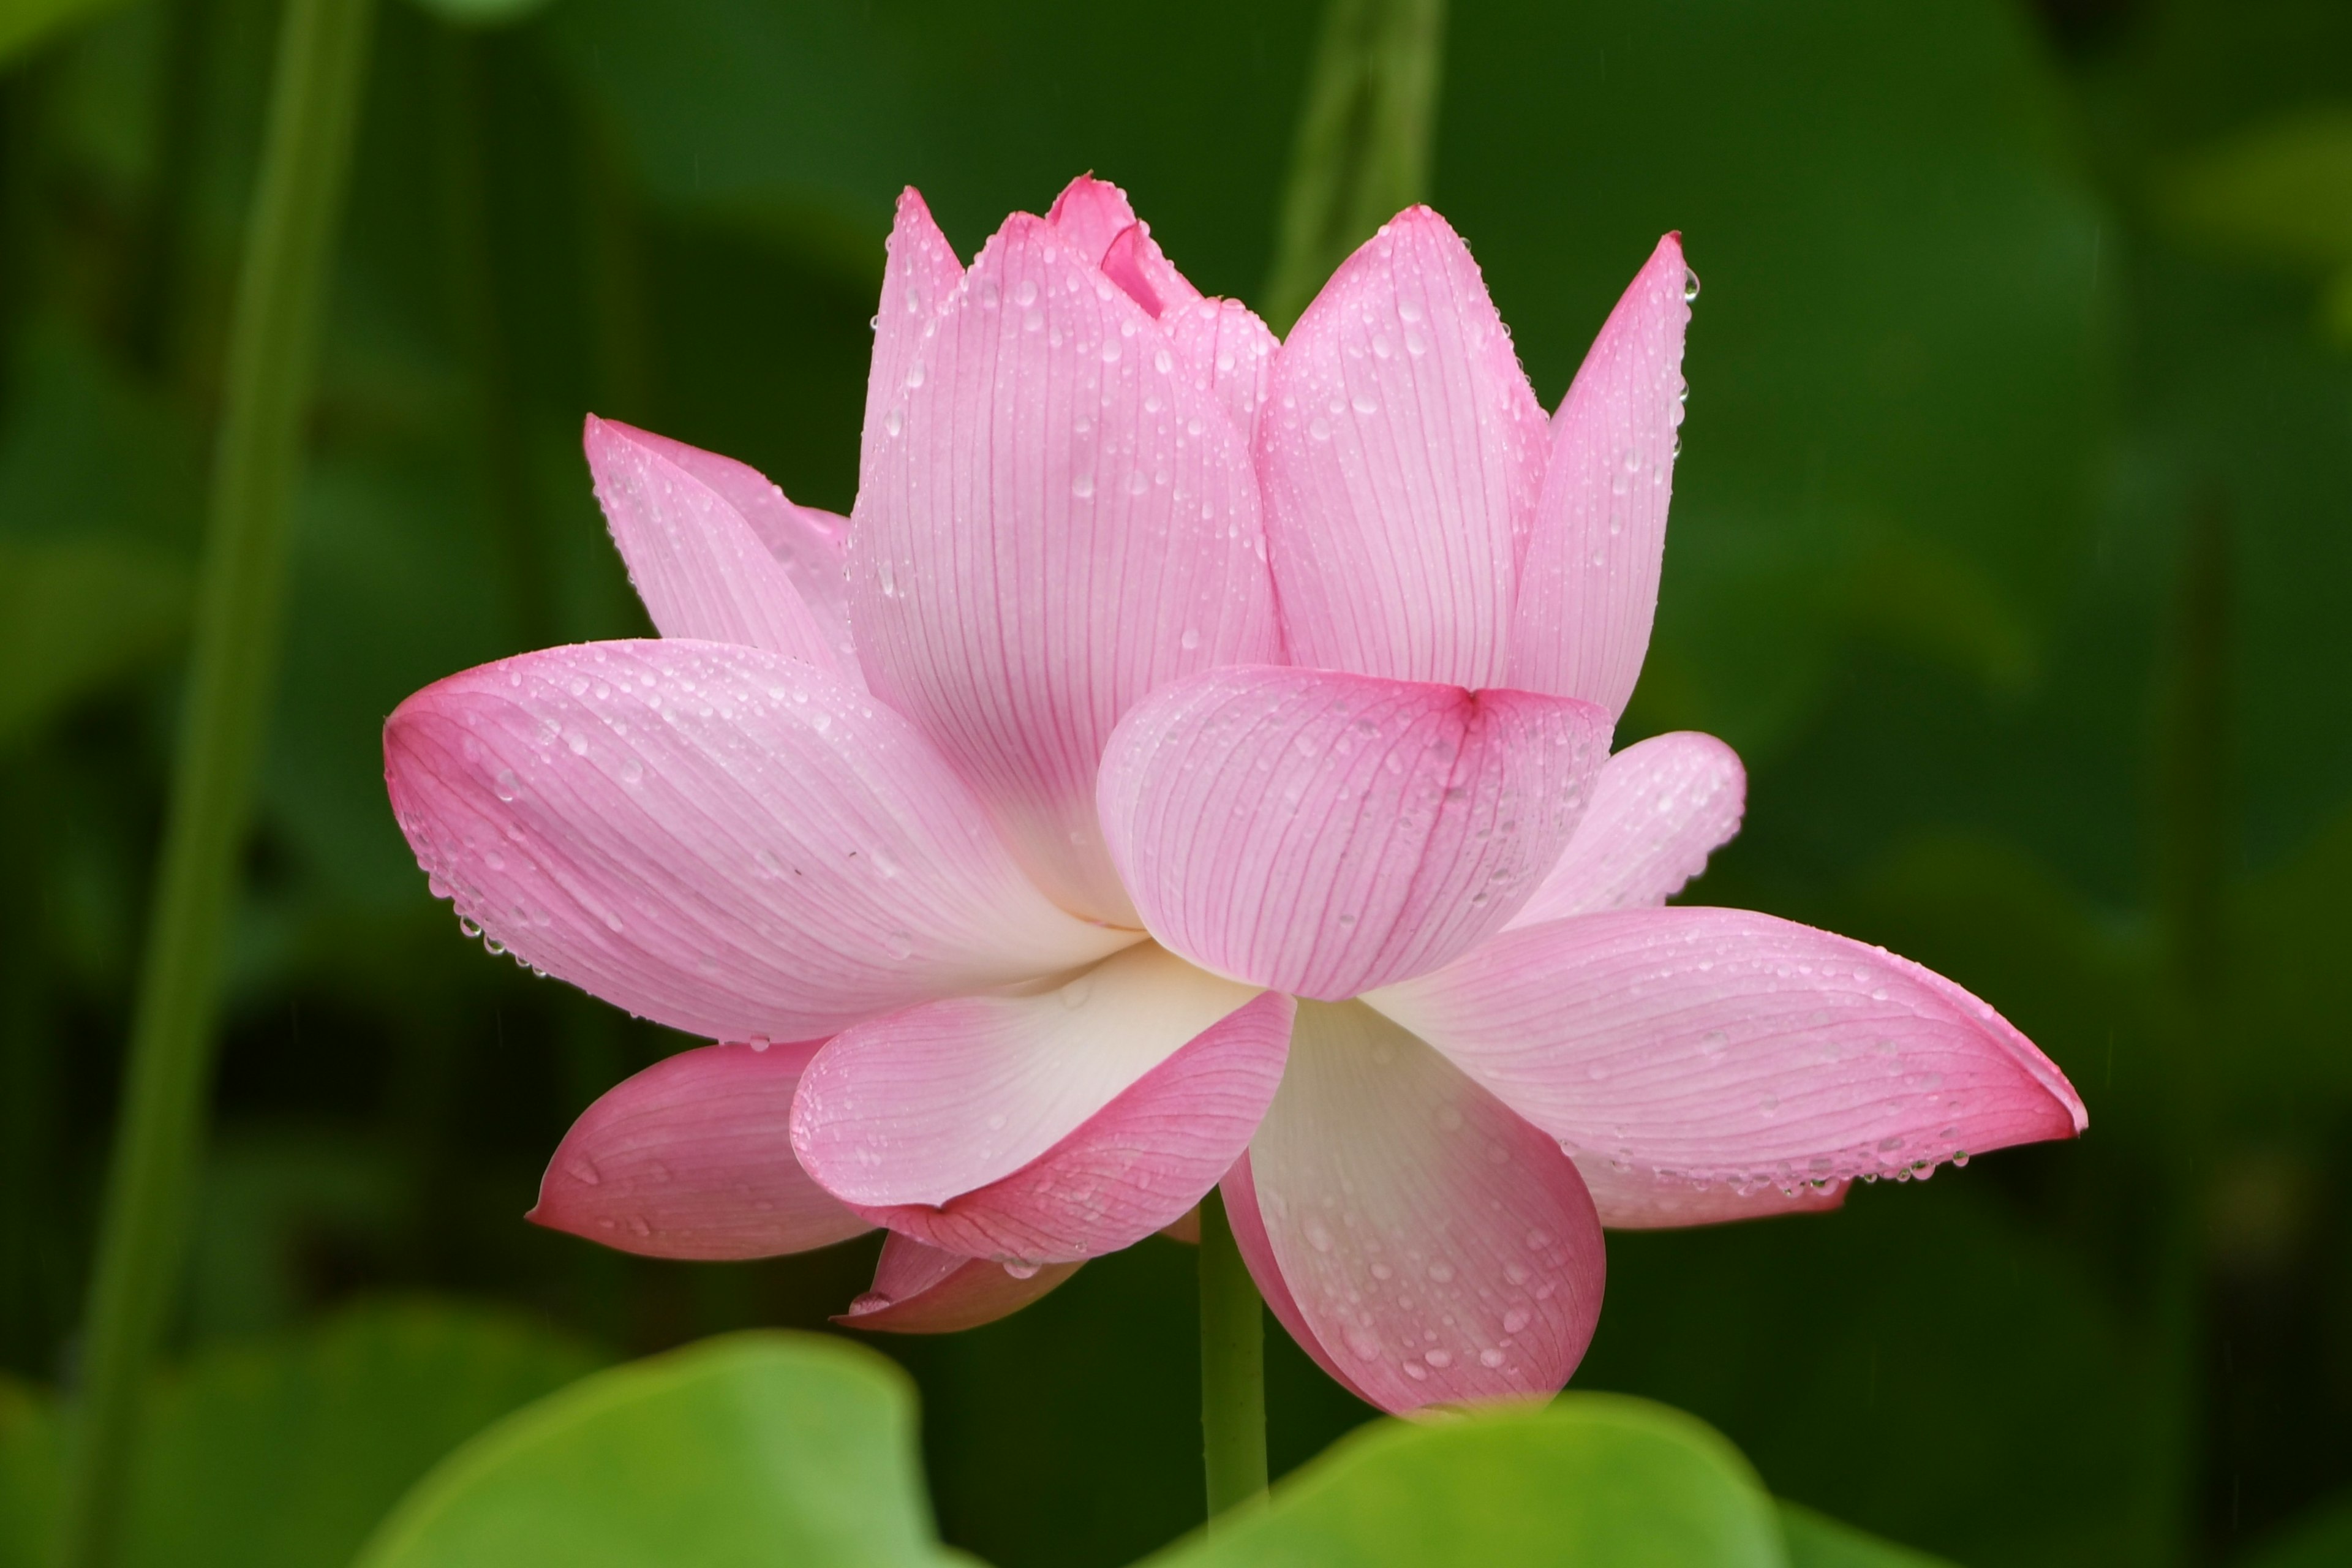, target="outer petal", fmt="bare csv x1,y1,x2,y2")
851,213,1282,922
1098,666,1611,999
529,1042,869,1259
385,639,1133,1044
585,417,846,674
1160,296,1280,447
1224,1000,1605,1415
791,946,1292,1262
1506,731,1745,929
862,187,963,482
1257,207,1550,688
1571,1159,1845,1230
1369,908,2088,1202
1508,236,1692,717
1046,174,1204,318
835,1234,1079,1333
